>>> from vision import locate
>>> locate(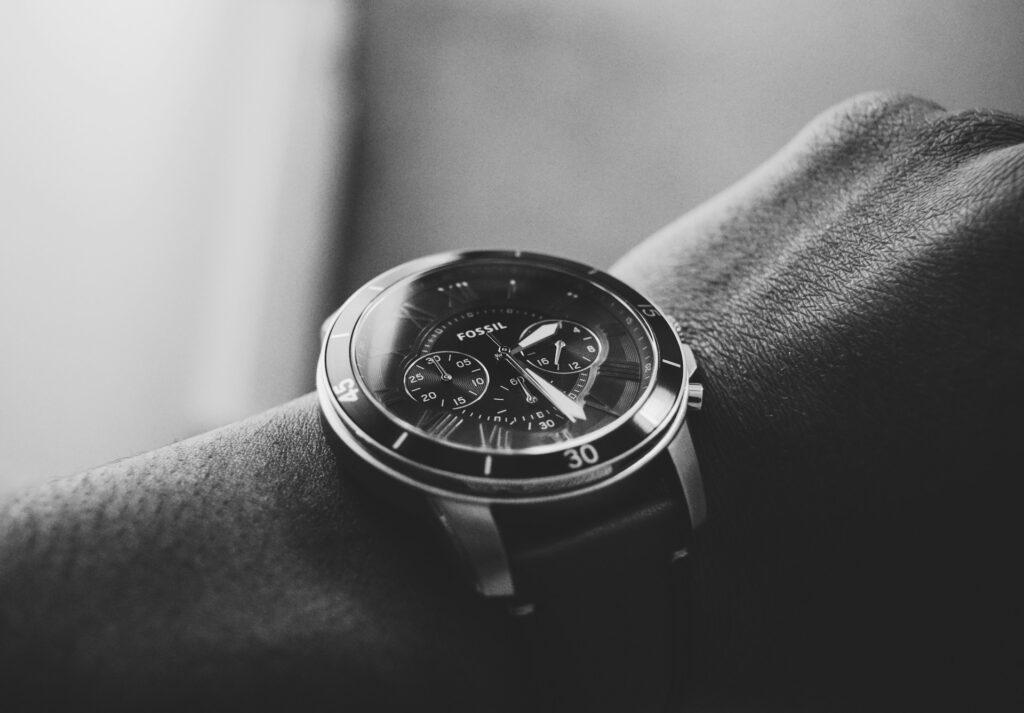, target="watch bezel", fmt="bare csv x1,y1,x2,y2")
317,250,693,503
